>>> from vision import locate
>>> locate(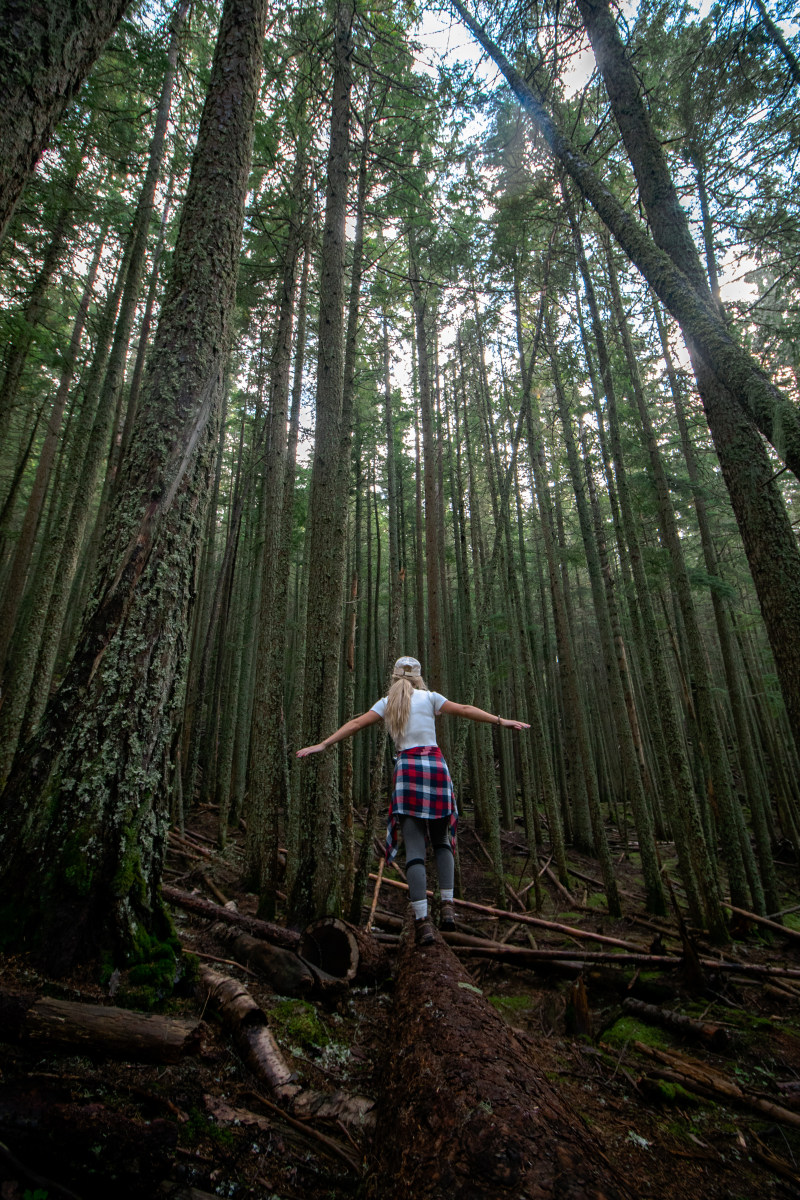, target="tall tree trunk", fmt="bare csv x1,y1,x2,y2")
0,0,131,241
570,213,725,936
62,0,189,644
0,246,128,779
0,147,83,465
0,0,268,972
449,0,800,480
572,0,800,755
247,137,308,916
288,0,354,928
546,305,665,913
409,231,446,692
0,225,106,673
